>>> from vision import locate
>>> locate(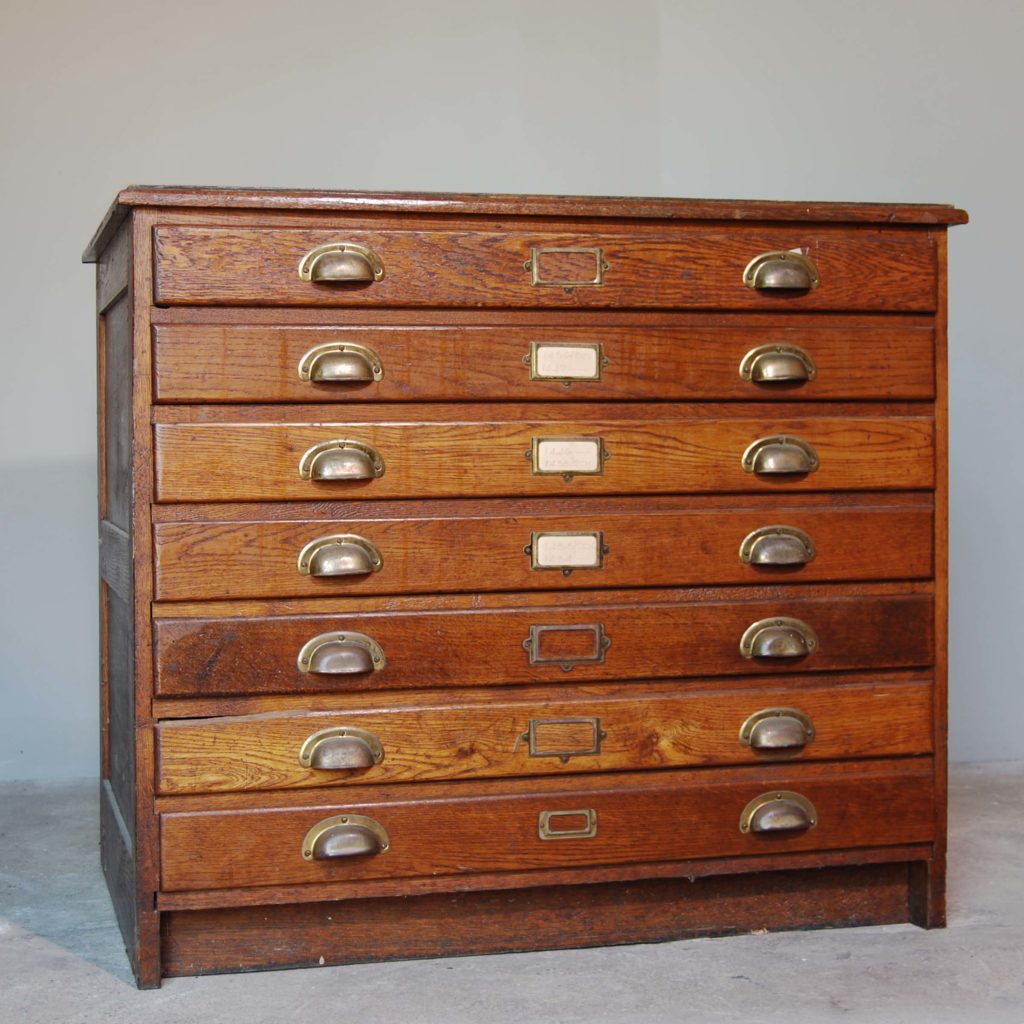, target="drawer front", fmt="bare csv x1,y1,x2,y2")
156,677,934,794
153,499,933,601
154,412,934,503
154,590,934,696
153,225,937,311
152,323,935,403
159,760,935,891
